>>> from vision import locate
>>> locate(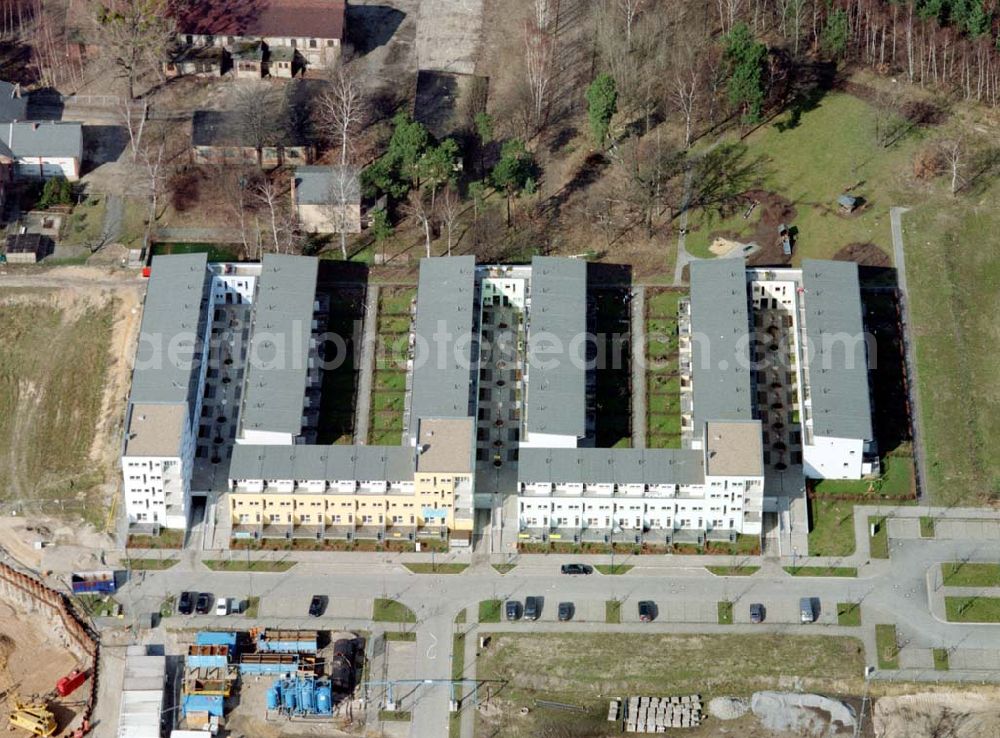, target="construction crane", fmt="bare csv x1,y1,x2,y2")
8,698,56,737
